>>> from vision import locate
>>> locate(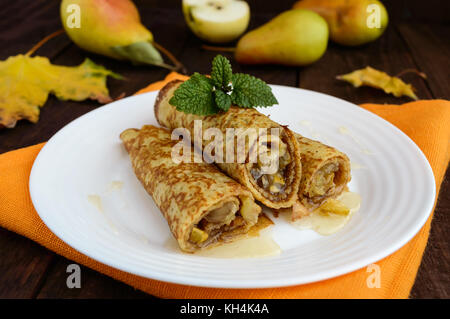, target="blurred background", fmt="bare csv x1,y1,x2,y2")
1,0,448,150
